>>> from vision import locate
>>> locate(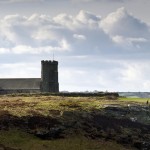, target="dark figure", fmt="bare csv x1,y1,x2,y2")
146,100,149,105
